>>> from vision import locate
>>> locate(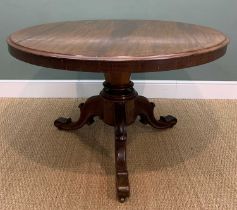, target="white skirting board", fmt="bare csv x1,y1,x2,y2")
0,80,237,99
